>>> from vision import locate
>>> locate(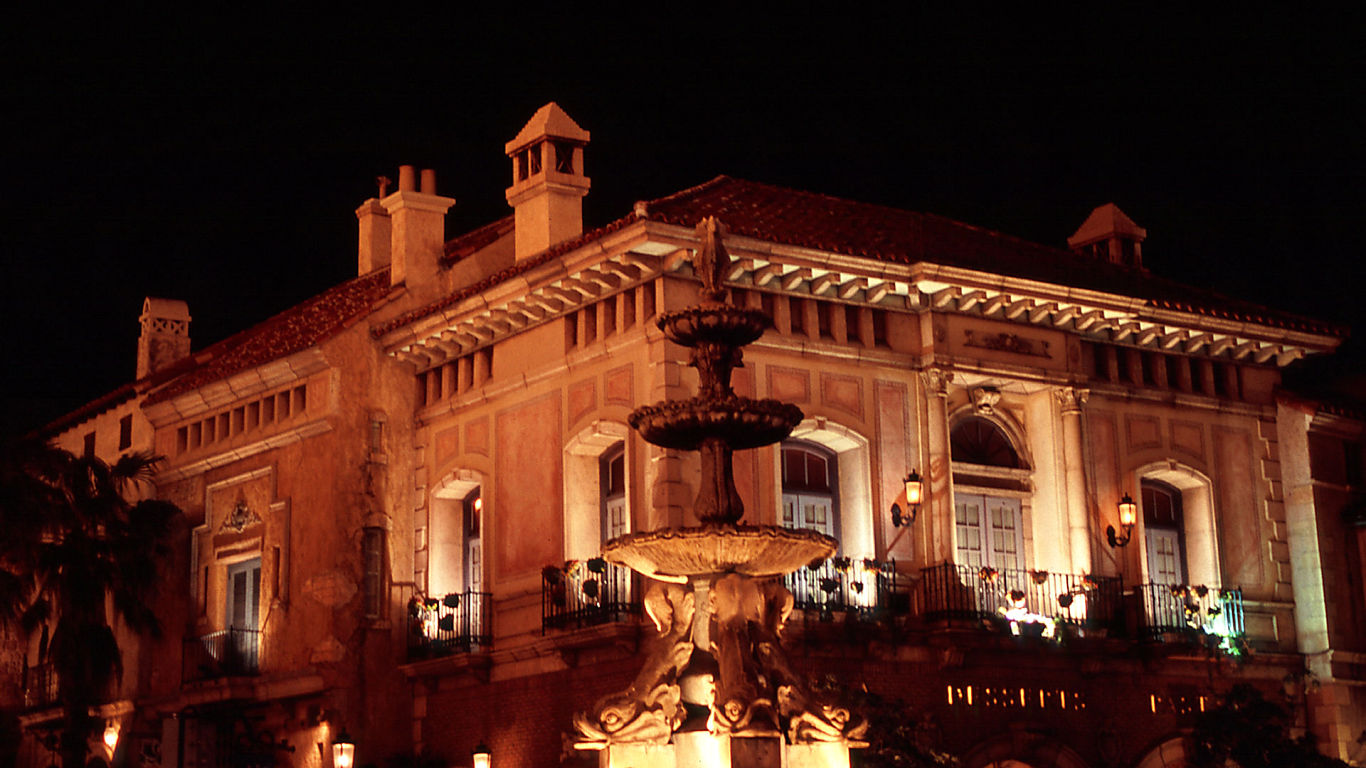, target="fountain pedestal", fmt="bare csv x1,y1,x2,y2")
571,219,867,768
